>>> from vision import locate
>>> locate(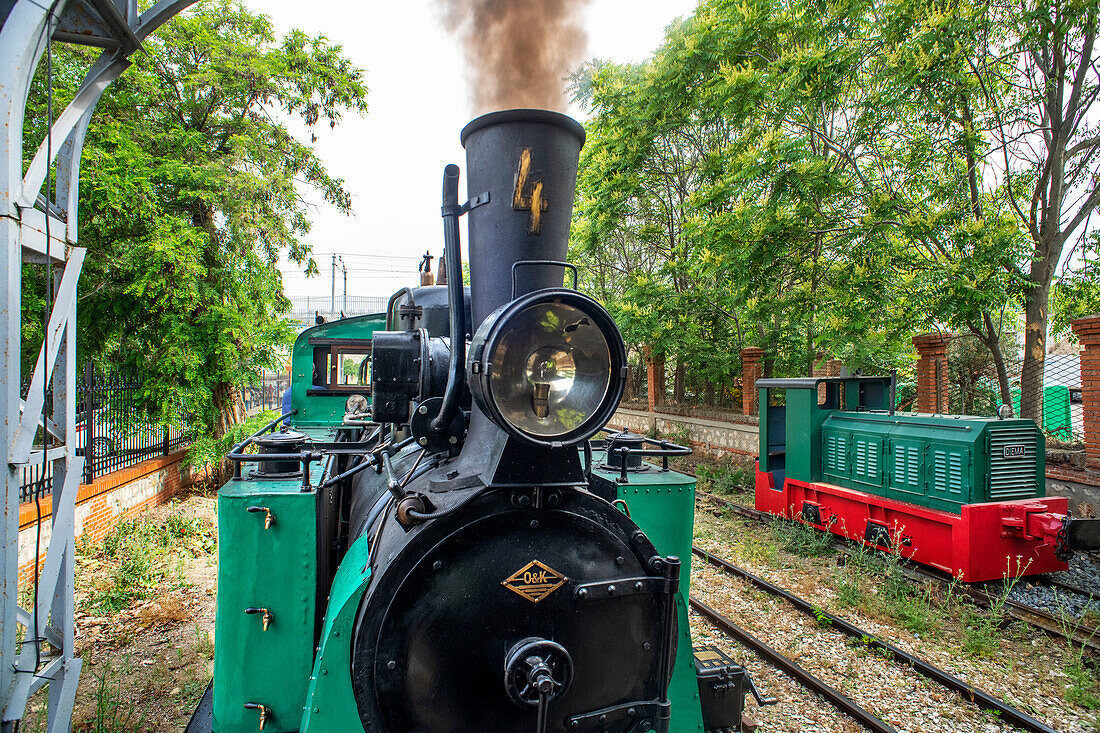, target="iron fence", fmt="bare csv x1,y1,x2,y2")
242,370,291,414
19,366,191,503
936,336,1083,445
